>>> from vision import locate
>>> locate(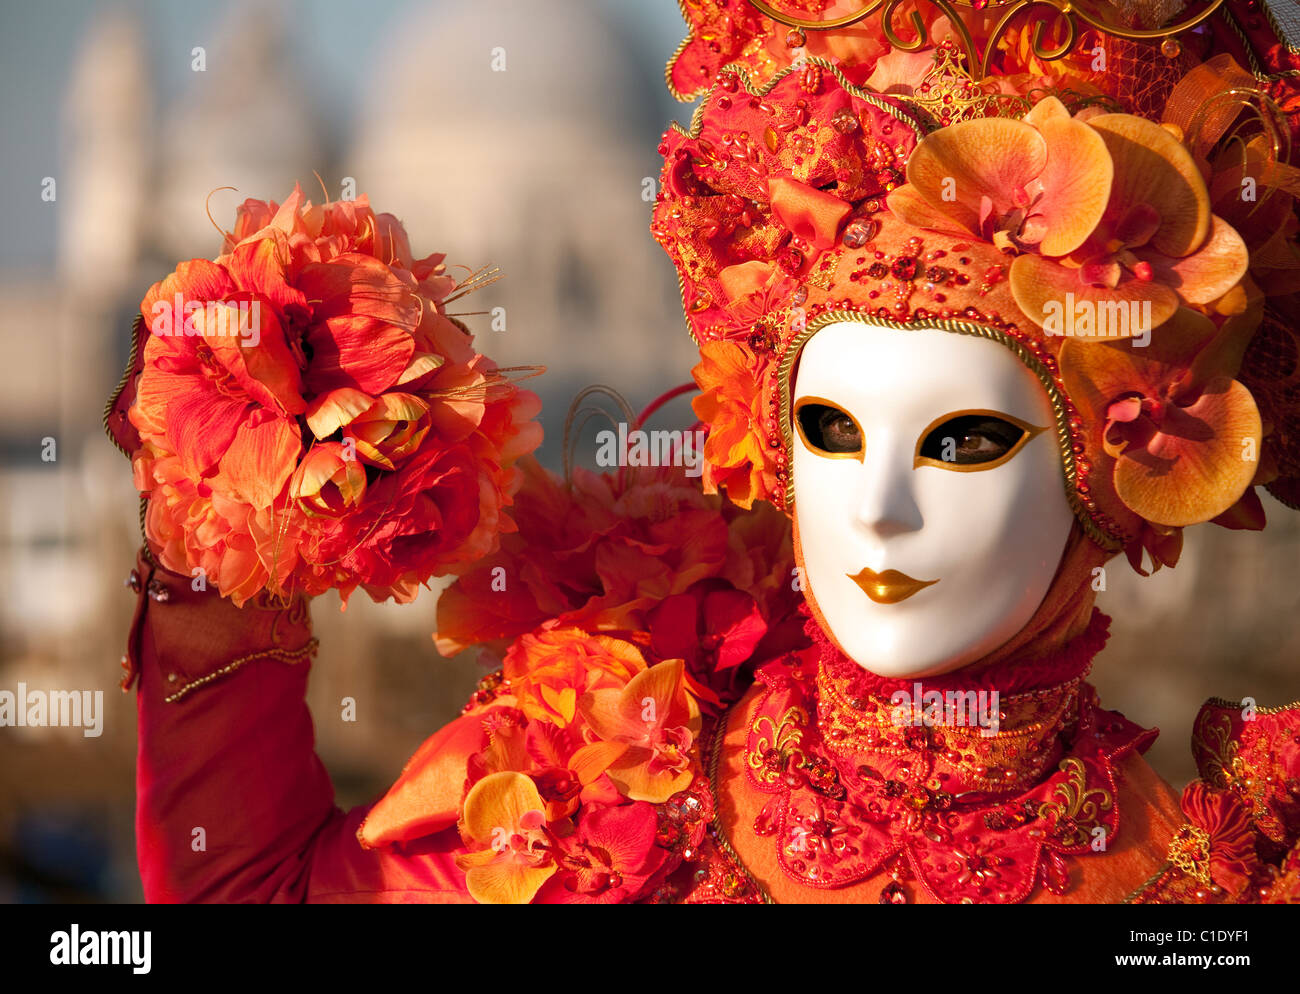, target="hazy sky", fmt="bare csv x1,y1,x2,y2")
0,0,690,271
